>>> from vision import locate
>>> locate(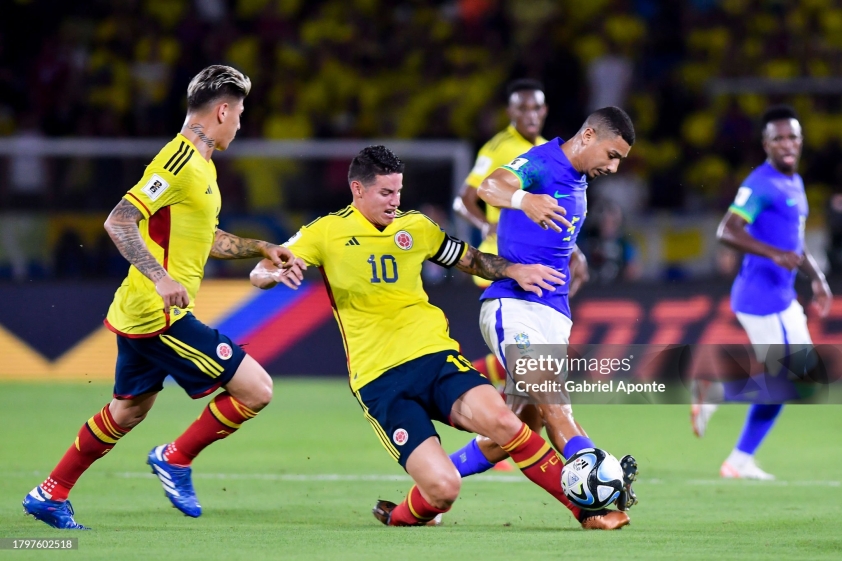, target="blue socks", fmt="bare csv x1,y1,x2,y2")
449,439,495,477
562,435,596,459
449,434,598,477
736,403,783,454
